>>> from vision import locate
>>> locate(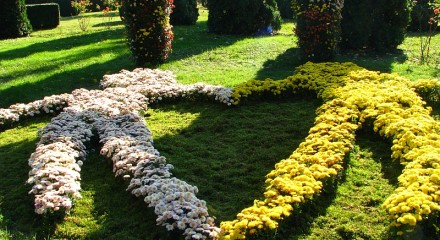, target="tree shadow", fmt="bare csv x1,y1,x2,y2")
81,152,181,240
166,20,246,63
0,116,63,239
255,48,303,81
255,45,409,82
336,48,408,73
355,127,440,240
0,54,133,108
0,29,124,62
0,20,246,108
146,99,321,227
